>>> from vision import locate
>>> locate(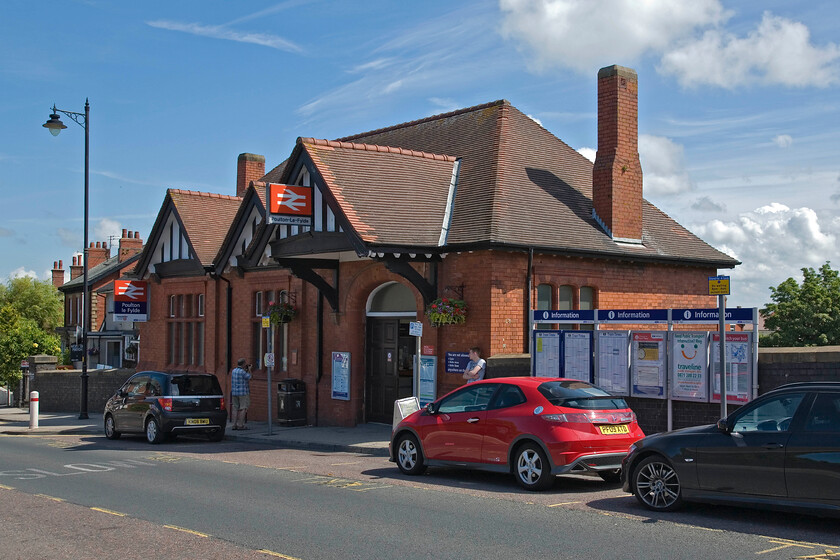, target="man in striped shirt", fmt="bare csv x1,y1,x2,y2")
231,358,251,430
